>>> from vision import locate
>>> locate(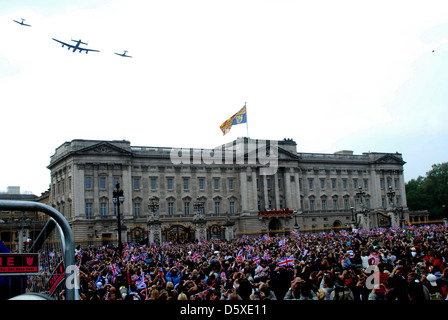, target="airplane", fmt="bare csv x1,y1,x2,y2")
52,38,100,54
114,50,132,58
13,18,31,27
